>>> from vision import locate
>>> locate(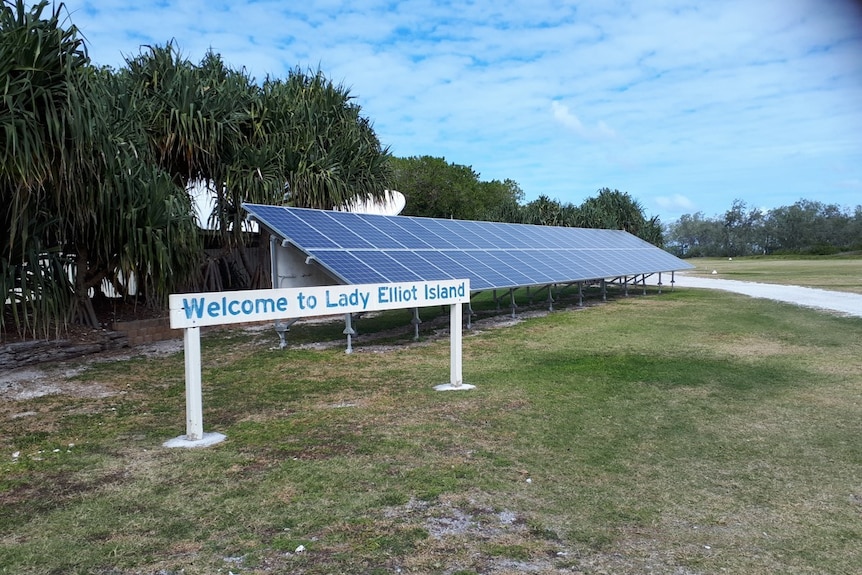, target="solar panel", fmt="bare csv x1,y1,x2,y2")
243,203,693,291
